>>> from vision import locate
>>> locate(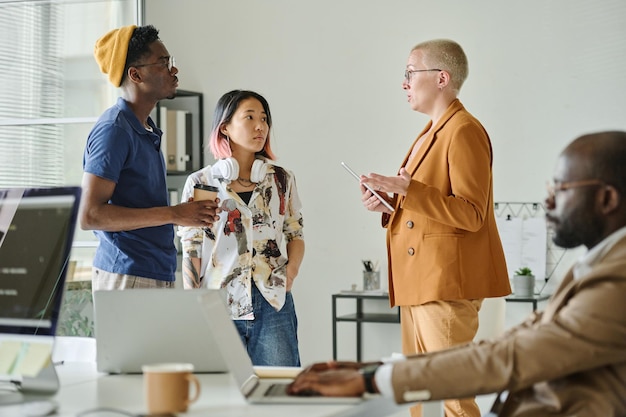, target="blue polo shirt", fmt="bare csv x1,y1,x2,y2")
83,97,176,281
